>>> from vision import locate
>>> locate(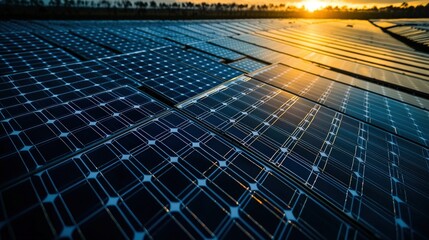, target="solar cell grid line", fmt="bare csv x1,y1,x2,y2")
276,28,429,67
179,76,429,239
188,42,245,61
302,23,414,52
233,34,429,95
230,22,261,33
187,49,223,62
141,68,226,105
211,37,429,109
105,29,168,50
99,50,189,83
218,23,253,35
0,21,29,33
0,48,80,76
257,30,429,75
124,28,181,47
0,85,168,186
229,58,268,73
249,64,429,147
209,37,286,63
162,26,214,41
153,47,244,81
179,25,222,39
166,35,203,45
136,27,172,38
35,30,116,60
0,32,53,54
72,29,152,54
199,24,237,37
0,110,366,239
0,61,140,120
